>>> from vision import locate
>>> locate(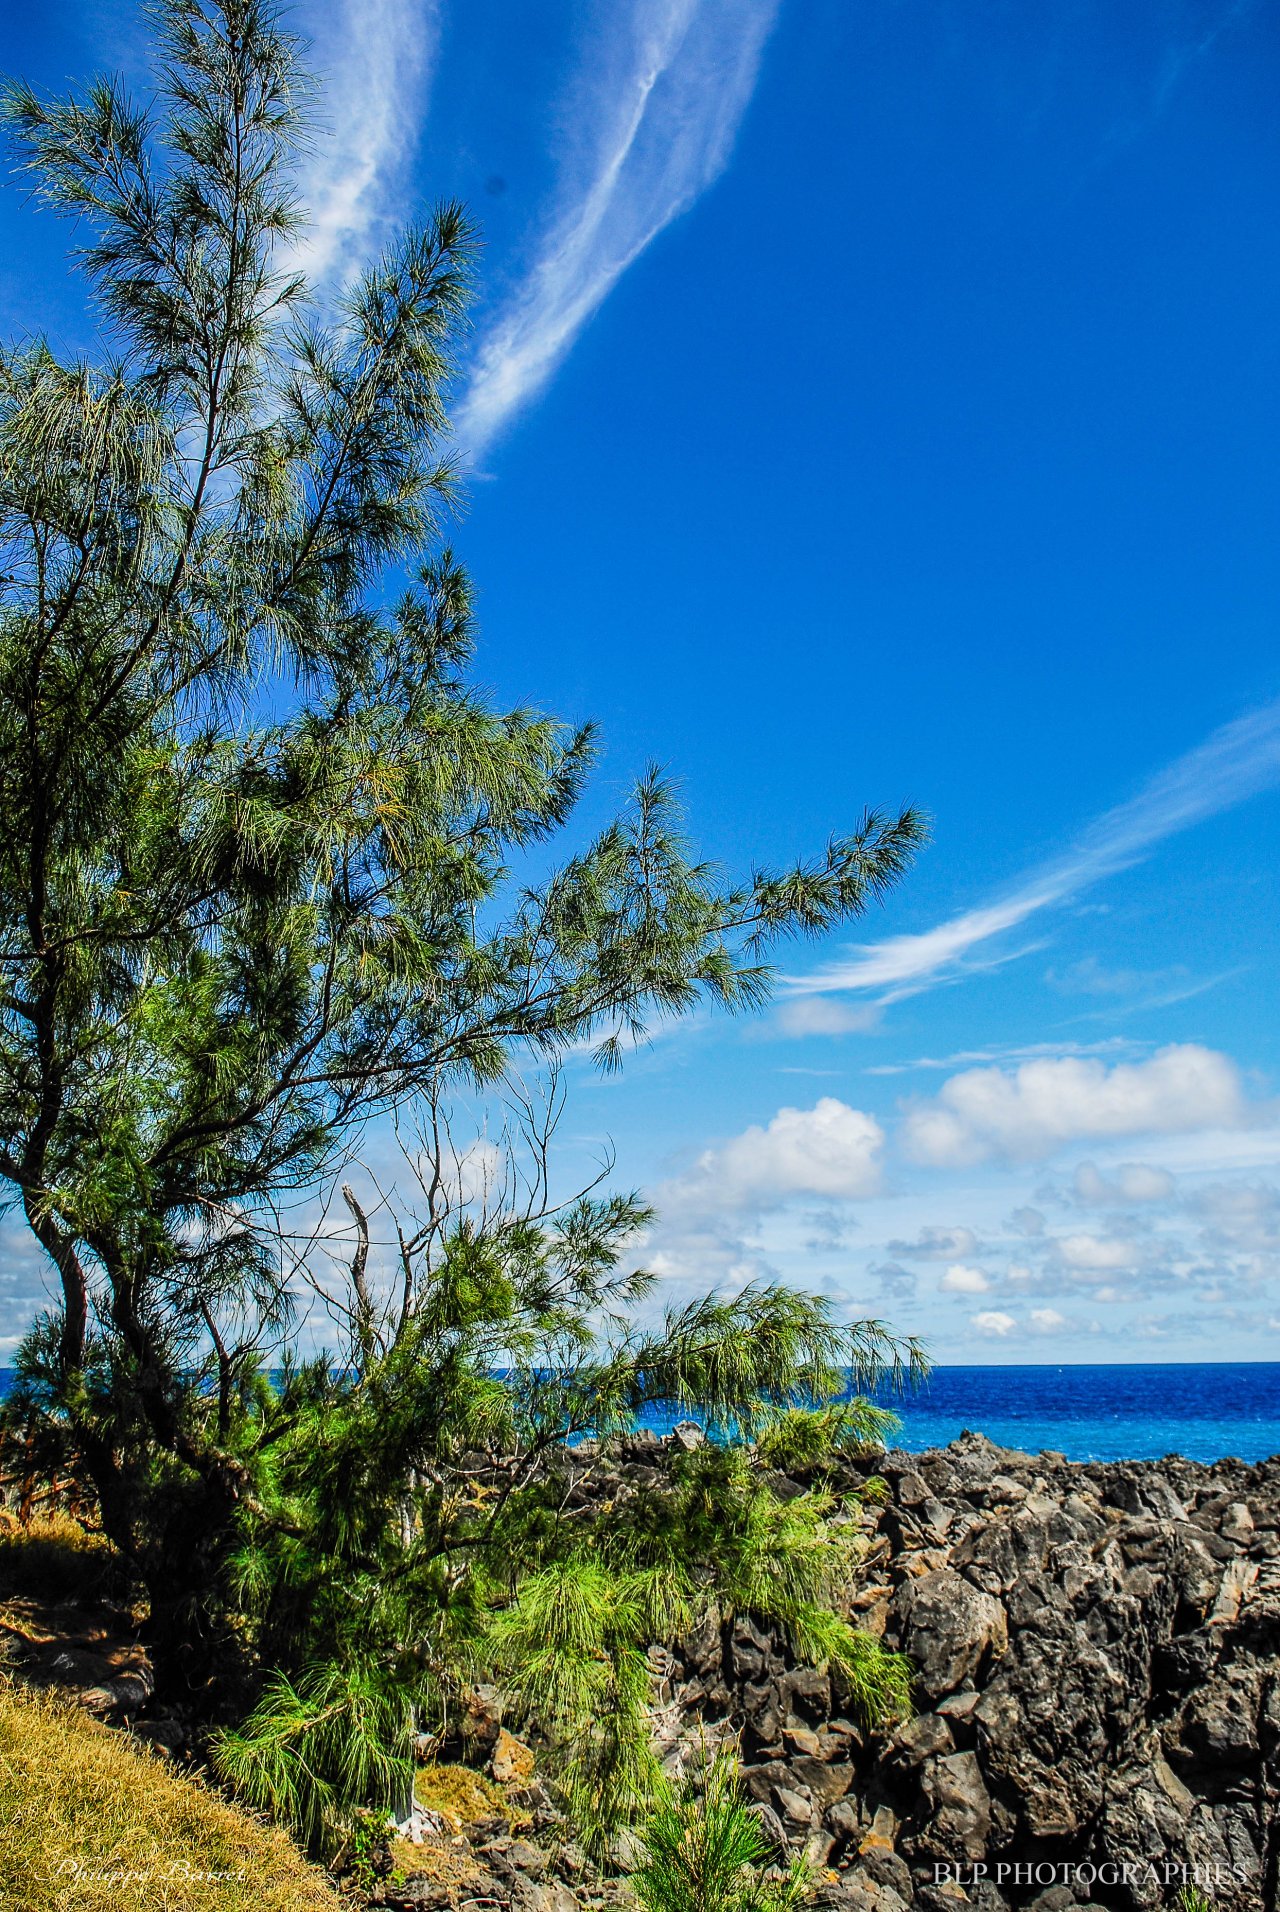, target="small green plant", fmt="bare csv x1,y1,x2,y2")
633,1747,809,1912
484,1445,912,1860
342,1809,394,1895
755,1402,899,1473
1175,1889,1215,1912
